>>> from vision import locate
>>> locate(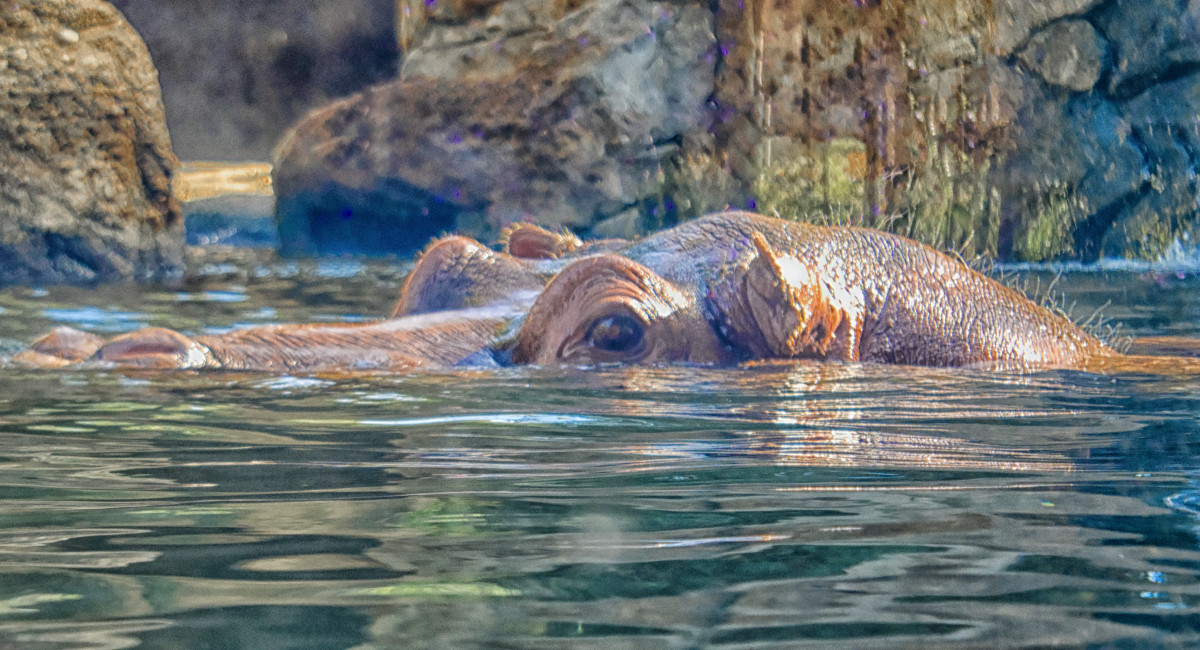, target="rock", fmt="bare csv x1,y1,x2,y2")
1067,95,1145,213
989,3,1200,260
1098,72,1200,258
721,0,1200,260
0,0,183,285
110,0,398,161
991,0,1103,54
401,0,716,144
273,0,716,256
1017,19,1106,91
992,65,1142,203
1094,0,1195,96
993,61,1200,260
